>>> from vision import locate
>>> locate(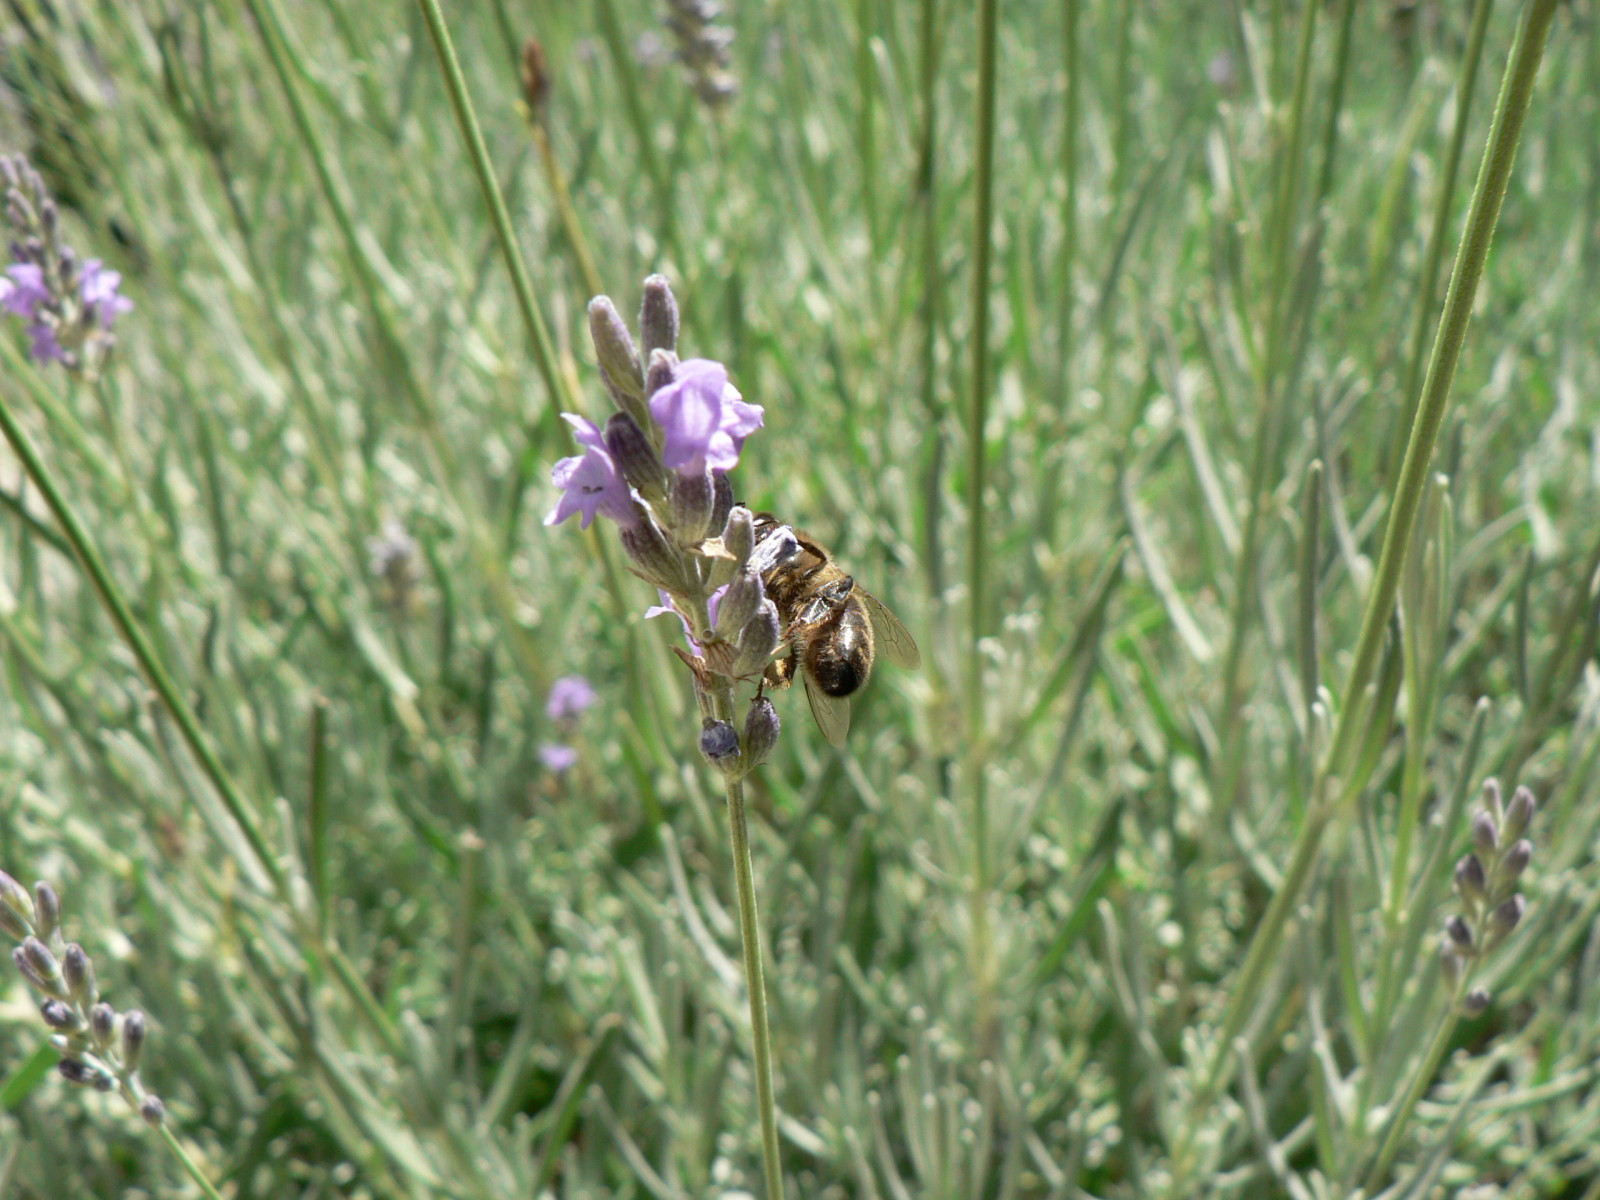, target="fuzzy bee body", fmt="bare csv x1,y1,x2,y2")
751,513,919,745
